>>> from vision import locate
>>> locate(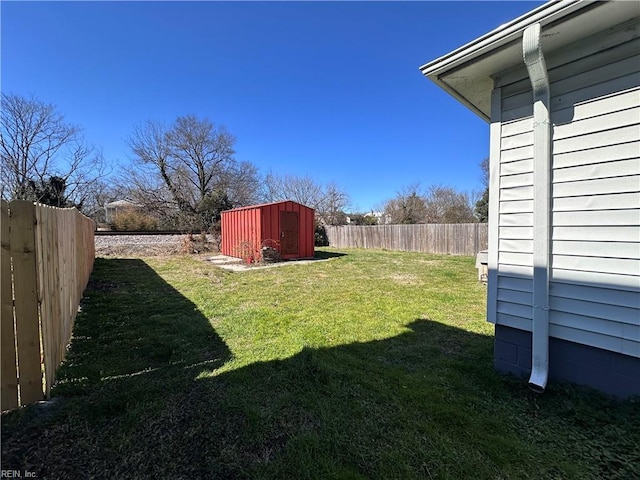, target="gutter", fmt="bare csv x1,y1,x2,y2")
523,23,552,394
